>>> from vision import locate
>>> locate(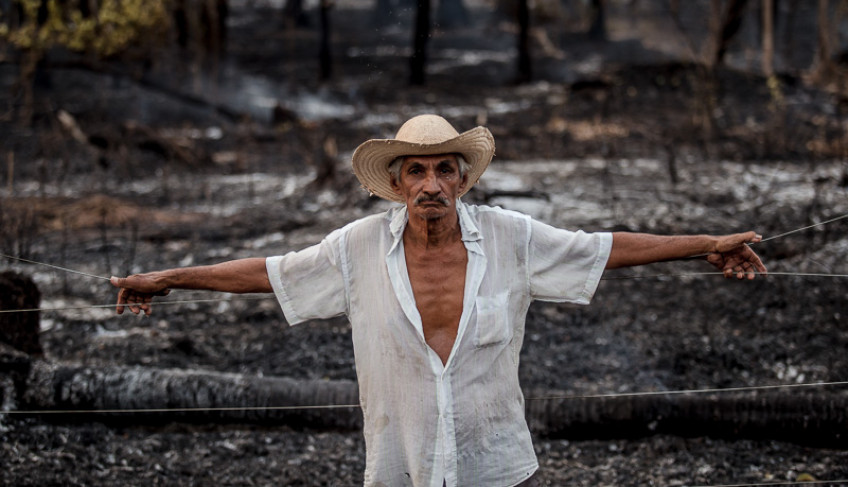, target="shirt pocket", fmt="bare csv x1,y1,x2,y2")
474,292,512,348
